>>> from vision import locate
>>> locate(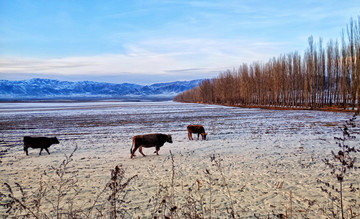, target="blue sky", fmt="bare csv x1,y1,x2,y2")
0,0,359,84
